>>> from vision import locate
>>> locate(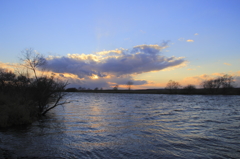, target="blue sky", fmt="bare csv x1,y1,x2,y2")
1,0,240,89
